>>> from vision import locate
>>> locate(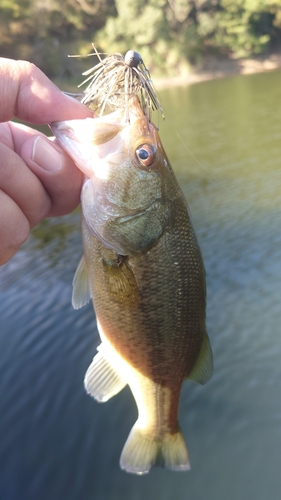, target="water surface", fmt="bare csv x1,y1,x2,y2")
1,69,281,500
